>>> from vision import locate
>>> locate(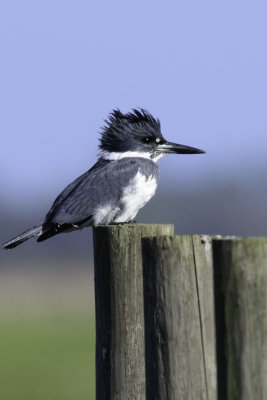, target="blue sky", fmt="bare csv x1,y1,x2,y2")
1,0,267,212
